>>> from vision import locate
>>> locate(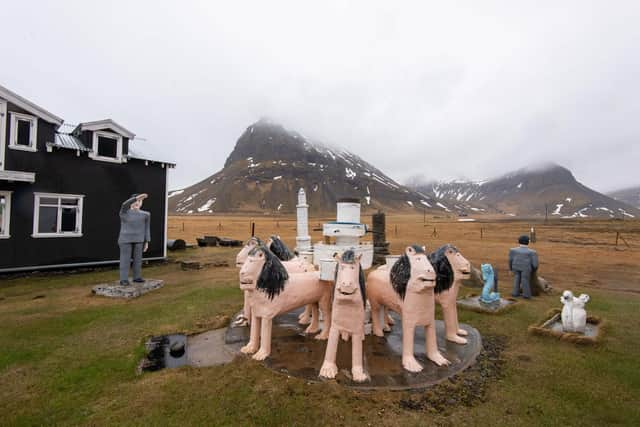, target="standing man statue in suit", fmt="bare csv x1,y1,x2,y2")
119,193,151,285
509,235,538,299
